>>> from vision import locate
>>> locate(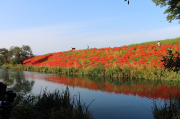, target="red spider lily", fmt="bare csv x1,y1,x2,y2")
22,42,180,74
